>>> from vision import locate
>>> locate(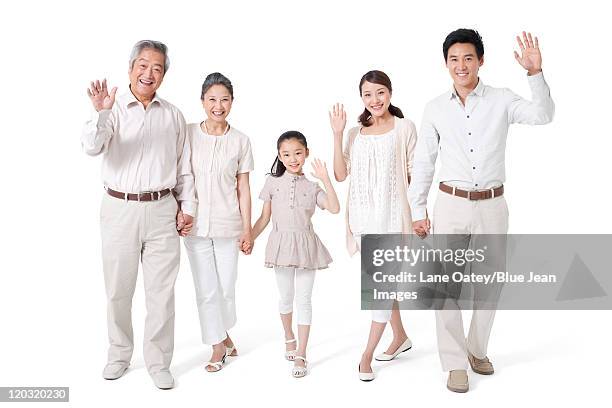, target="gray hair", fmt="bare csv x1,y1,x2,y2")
129,40,170,73
201,72,234,100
